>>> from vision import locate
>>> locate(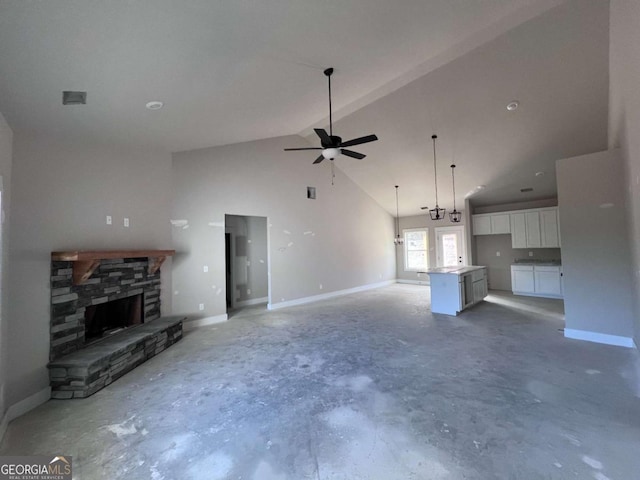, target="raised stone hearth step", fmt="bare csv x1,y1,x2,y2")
48,316,184,399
